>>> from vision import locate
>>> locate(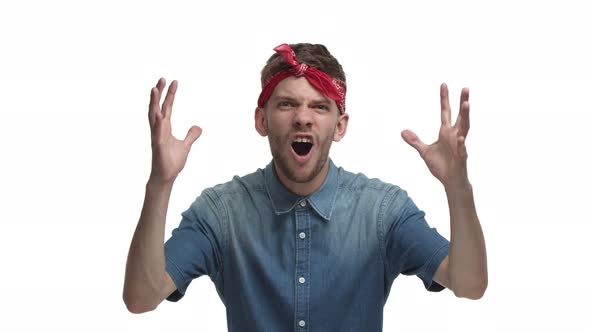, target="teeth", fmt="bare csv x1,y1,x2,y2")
294,137,312,144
